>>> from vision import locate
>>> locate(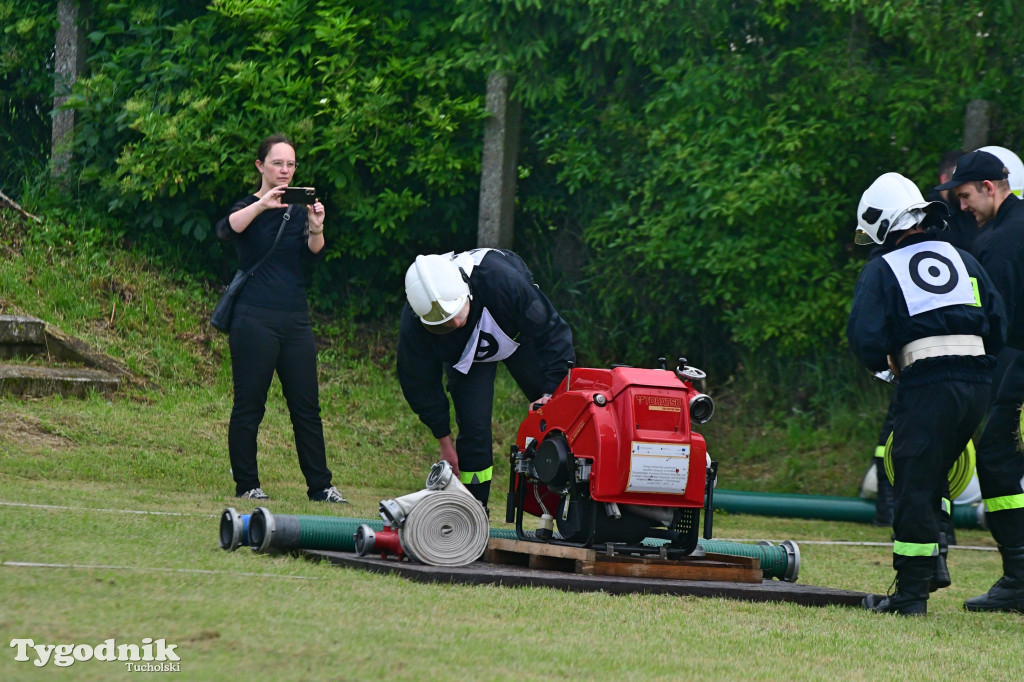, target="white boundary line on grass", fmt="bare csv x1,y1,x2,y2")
0,560,321,580
0,500,211,516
